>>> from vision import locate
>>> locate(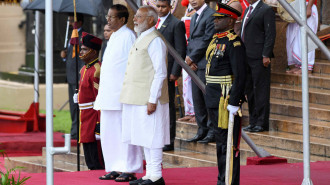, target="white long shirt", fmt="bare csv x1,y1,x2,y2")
94,25,136,110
